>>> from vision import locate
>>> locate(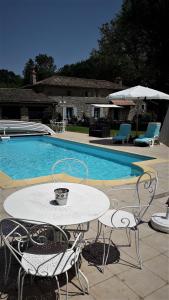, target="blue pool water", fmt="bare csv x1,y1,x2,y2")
0,136,153,180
